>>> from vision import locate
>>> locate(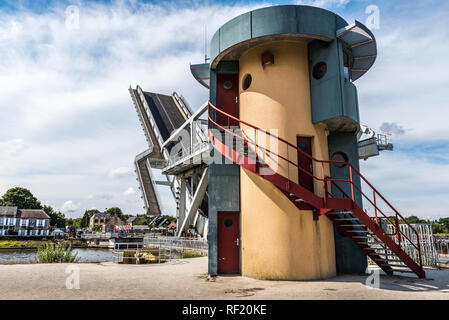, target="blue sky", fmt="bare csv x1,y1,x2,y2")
0,0,448,219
